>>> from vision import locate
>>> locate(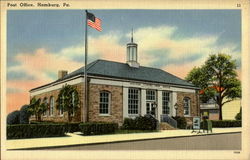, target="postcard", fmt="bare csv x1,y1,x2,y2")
1,0,249,160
